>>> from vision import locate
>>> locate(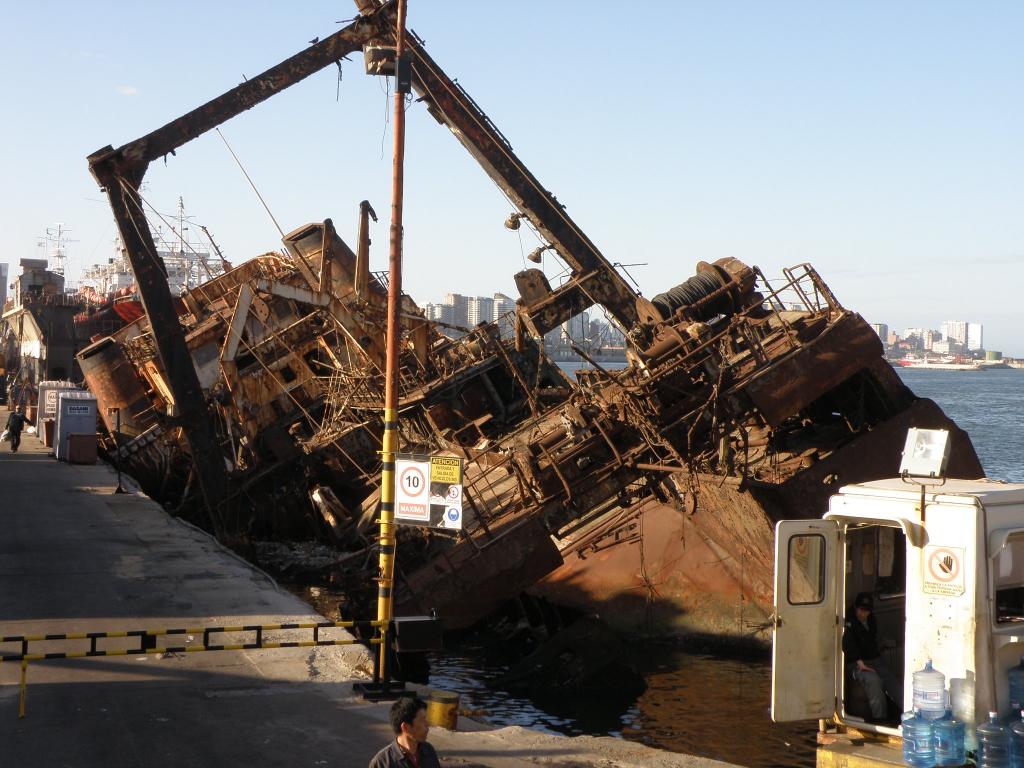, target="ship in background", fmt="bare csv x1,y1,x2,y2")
896,355,1013,371
75,198,229,339
2,226,87,394
1,201,227,406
